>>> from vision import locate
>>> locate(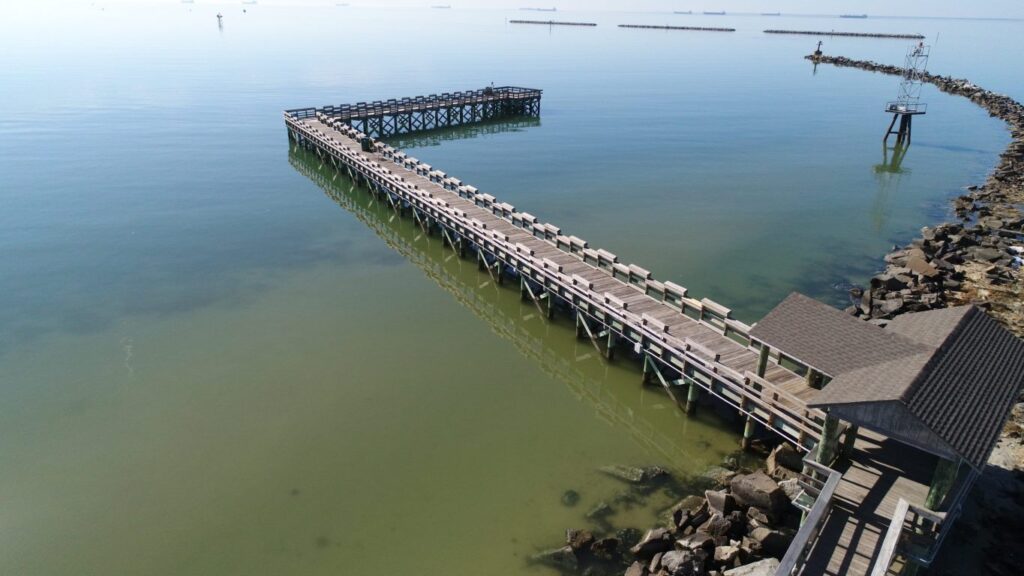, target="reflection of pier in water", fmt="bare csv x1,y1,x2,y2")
288,145,714,468
383,117,541,149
